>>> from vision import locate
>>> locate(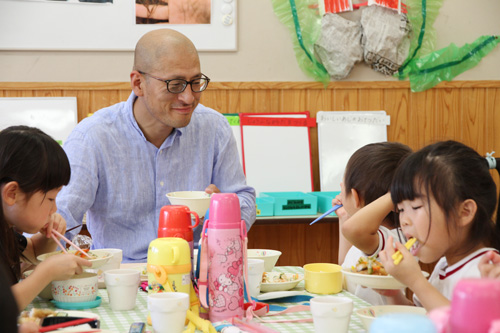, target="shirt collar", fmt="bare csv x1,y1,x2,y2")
126,92,185,147
439,248,498,280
